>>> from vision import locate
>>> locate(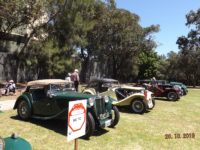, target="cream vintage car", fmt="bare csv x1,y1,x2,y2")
83,78,155,114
